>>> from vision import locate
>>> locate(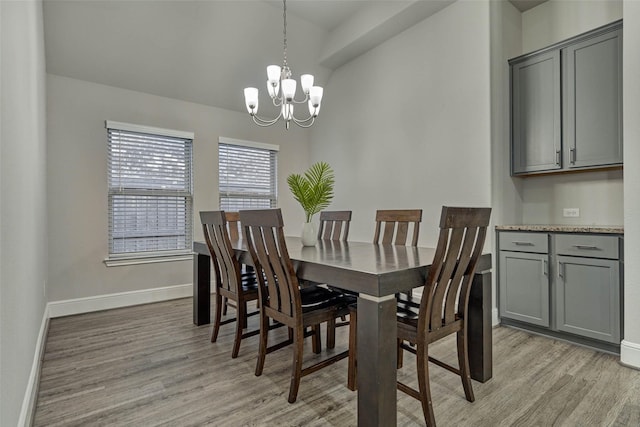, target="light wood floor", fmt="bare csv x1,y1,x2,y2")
34,298,640,426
